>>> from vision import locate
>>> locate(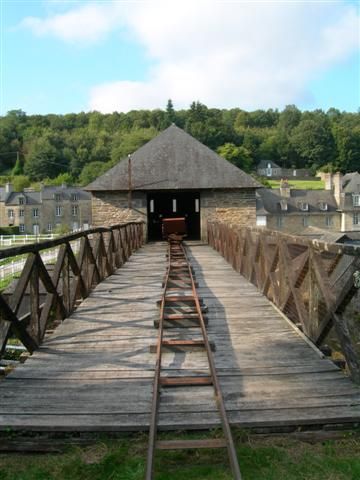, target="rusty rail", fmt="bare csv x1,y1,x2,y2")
146,238,242,479
0,222,144,359
208,221,360,384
